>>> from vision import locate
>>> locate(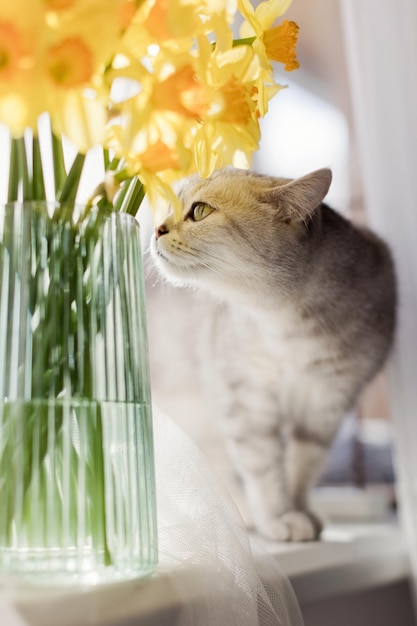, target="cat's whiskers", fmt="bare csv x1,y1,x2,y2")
160,242,261,296
171,242,277,299
181,242,266,280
